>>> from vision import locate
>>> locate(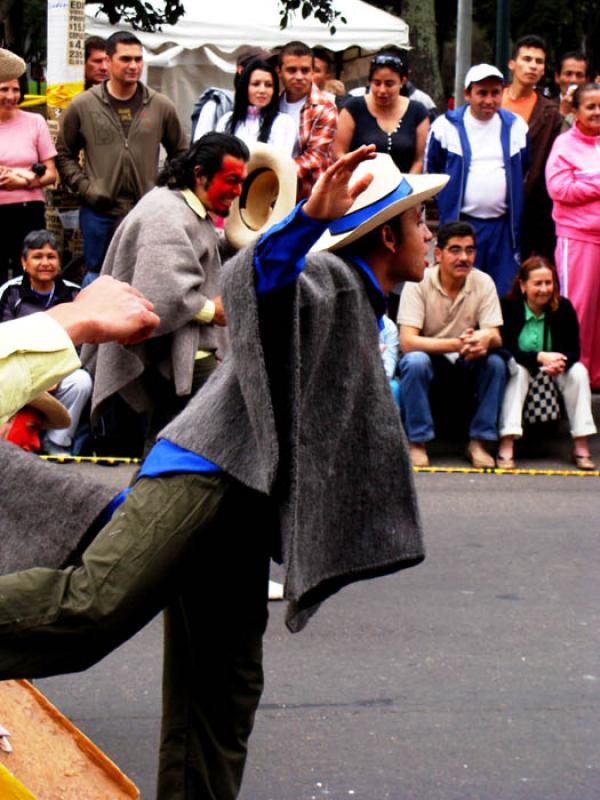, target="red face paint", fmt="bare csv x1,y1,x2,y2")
5,408,43,452
202,156,246,216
